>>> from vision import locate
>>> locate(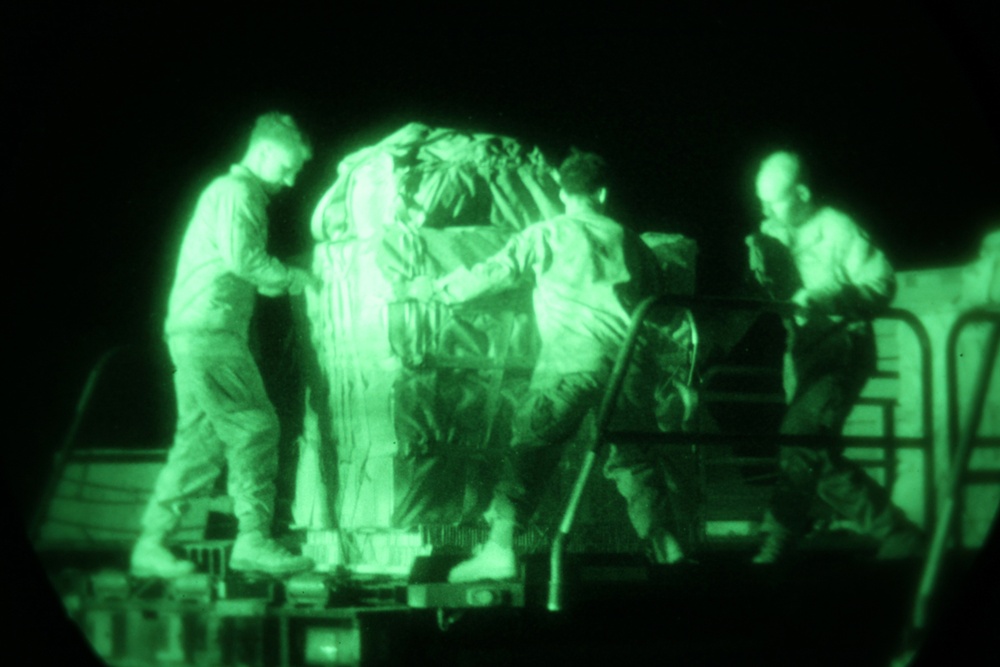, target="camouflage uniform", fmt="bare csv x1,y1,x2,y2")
438,210,696,558
141,164,296,540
